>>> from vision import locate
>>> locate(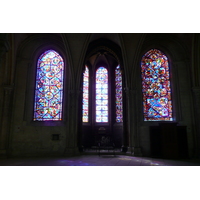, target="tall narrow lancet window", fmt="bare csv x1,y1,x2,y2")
82,65,89,122
96,67,108,122
141,49,173,121
115,65,123,122
34,50,64,121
